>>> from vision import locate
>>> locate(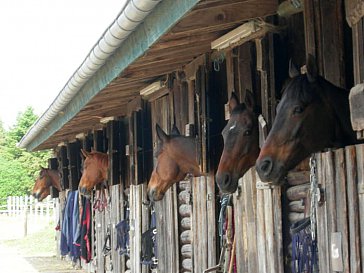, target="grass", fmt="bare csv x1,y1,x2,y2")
2,223,57,257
